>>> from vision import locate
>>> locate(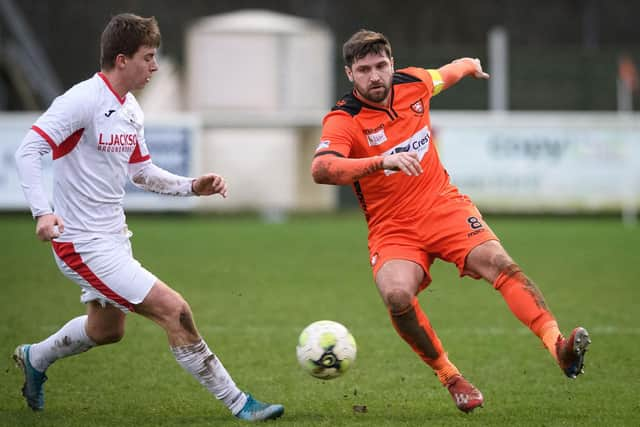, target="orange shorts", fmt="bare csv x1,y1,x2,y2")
368,191,498,290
